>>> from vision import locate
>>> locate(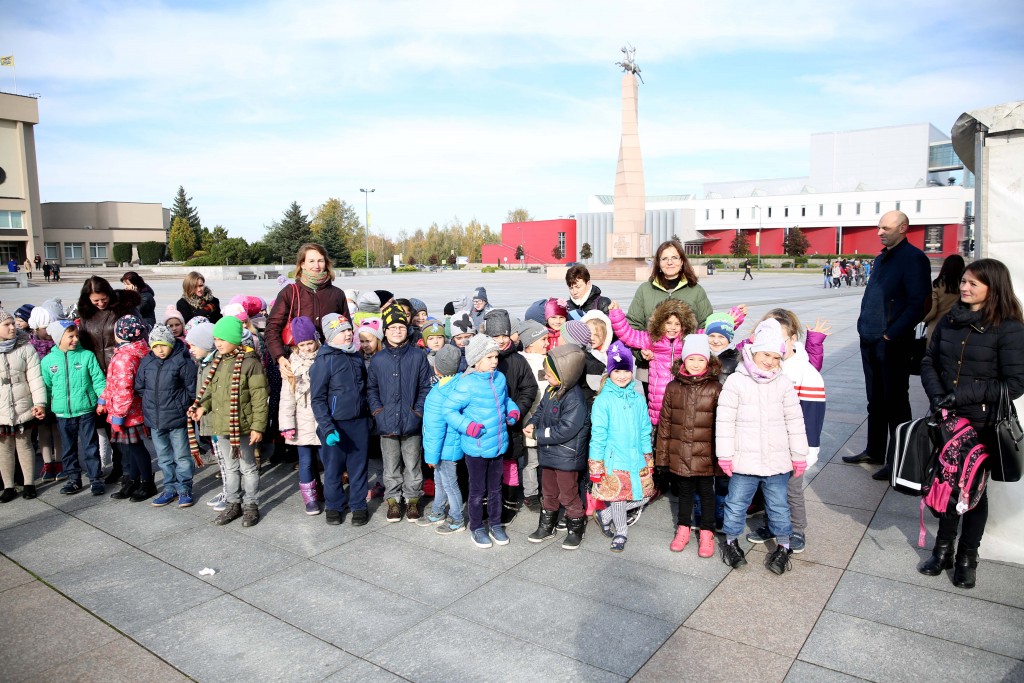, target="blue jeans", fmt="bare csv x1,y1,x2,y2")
432,460,464,524
321,418,369,513
297,445,321,484
57,413,101,483
152,427,193,495
722,472,792,547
